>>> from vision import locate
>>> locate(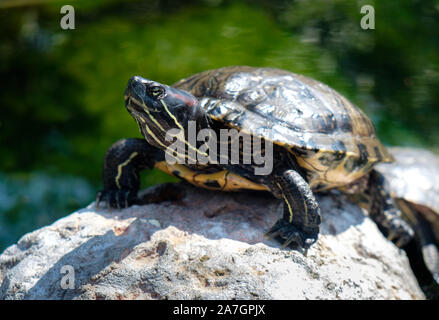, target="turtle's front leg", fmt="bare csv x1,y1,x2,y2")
265,169,322,250
368,169,414,247
96,138,164,209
